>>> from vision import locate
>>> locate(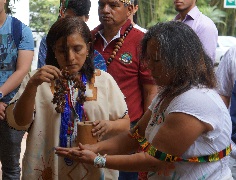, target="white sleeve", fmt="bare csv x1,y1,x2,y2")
166,88,226,133
216,47,236,97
